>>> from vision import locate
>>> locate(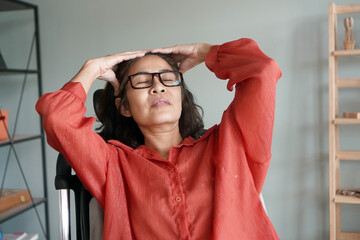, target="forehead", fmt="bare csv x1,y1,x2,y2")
128,55,173,75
